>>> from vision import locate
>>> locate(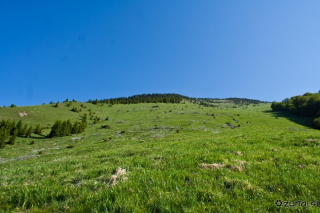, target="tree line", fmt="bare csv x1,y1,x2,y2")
87,93,187,105
271,92,320,129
